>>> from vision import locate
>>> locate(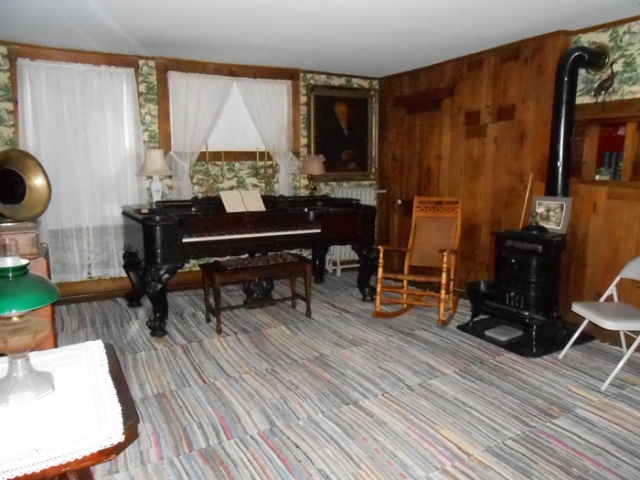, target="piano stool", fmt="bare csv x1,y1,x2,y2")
199,253,312,334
